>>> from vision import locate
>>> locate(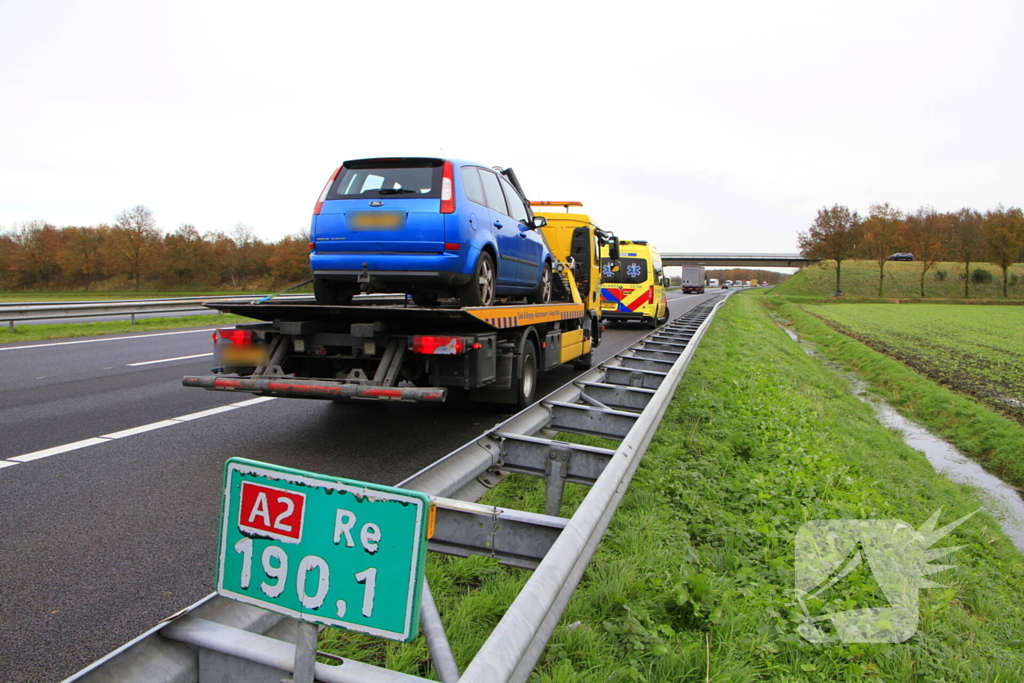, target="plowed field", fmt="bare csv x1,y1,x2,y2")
805,304,1024,425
